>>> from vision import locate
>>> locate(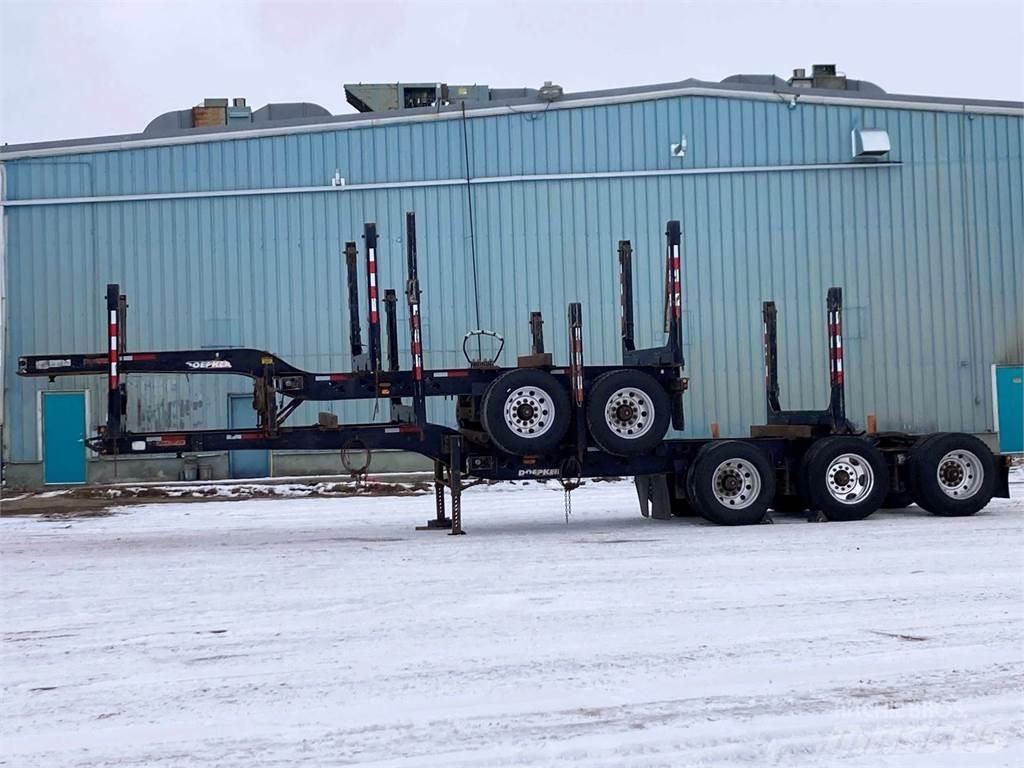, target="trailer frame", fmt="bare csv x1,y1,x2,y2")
18,213,1011,531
